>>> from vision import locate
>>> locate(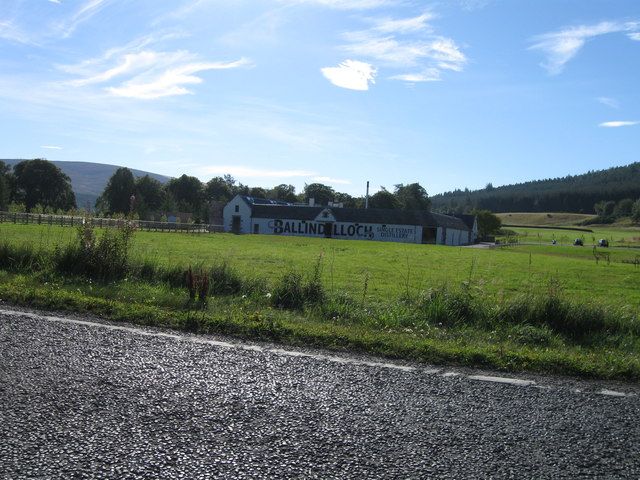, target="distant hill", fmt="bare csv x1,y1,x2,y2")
1,159,171,209
431,162,640,214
